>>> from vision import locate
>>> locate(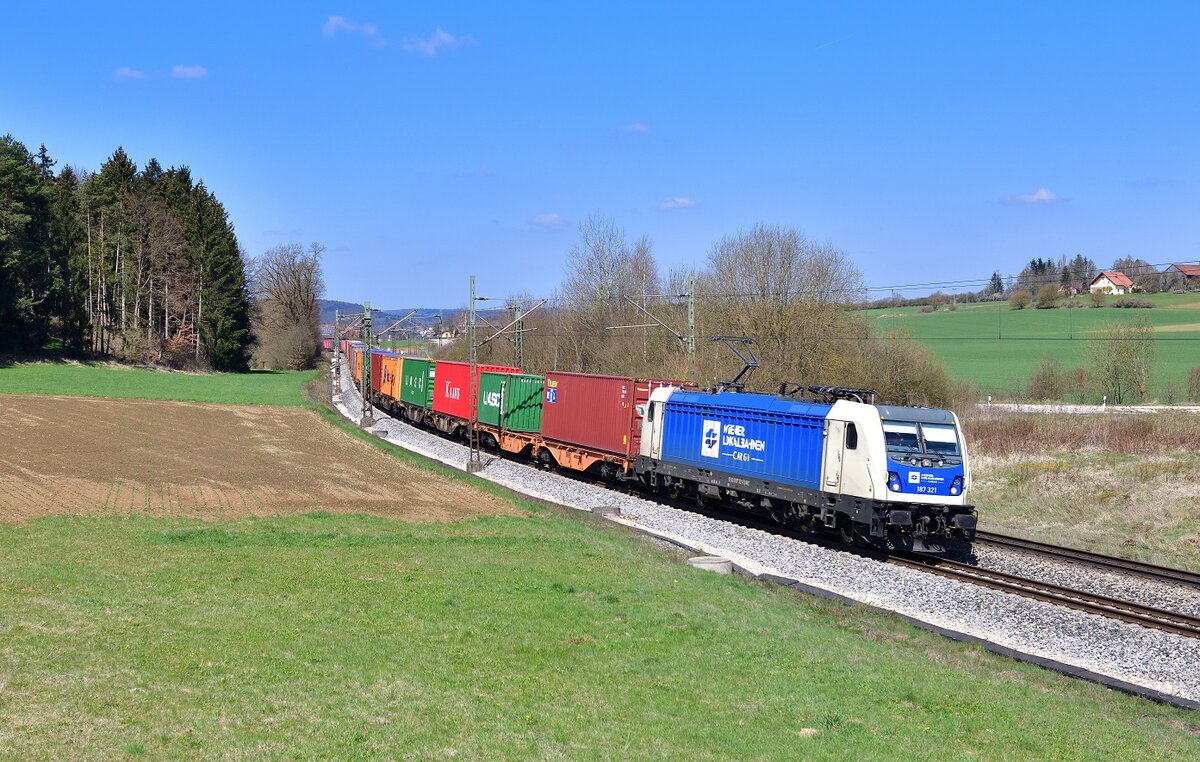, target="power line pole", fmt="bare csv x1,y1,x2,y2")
512,298,524,369
687,275,697,382
360,300,374,427
467,276,483,472
332,309,341,401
